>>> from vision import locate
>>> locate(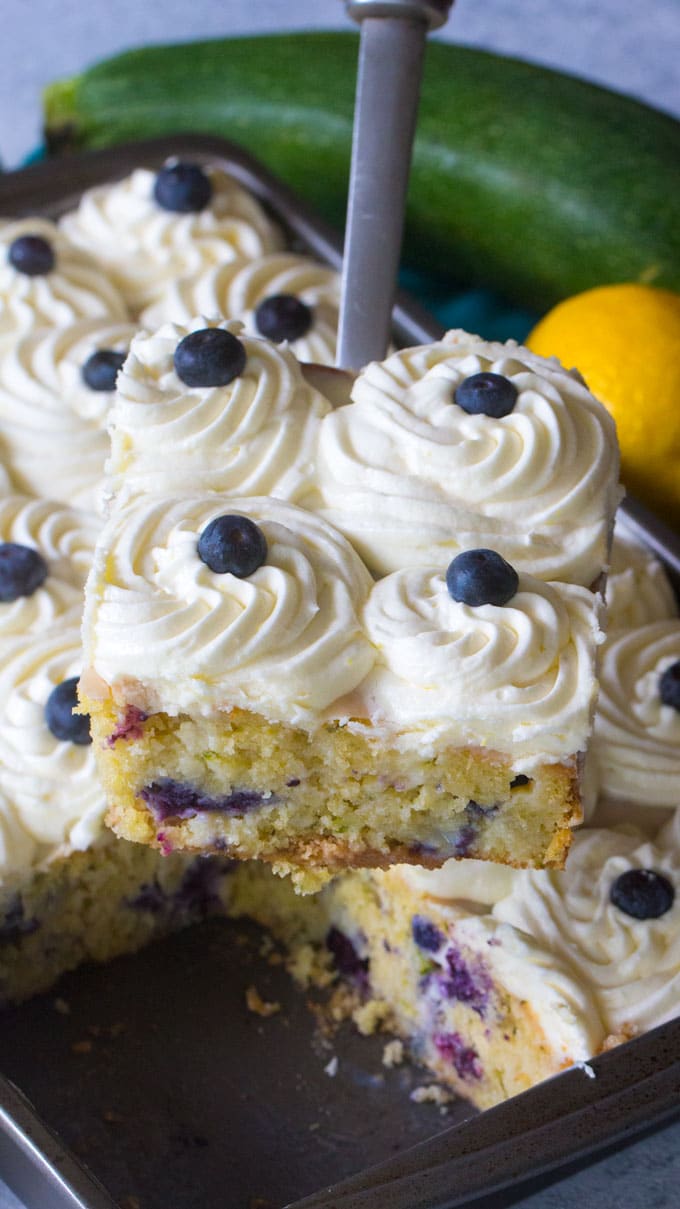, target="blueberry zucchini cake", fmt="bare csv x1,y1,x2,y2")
82,321,616,880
